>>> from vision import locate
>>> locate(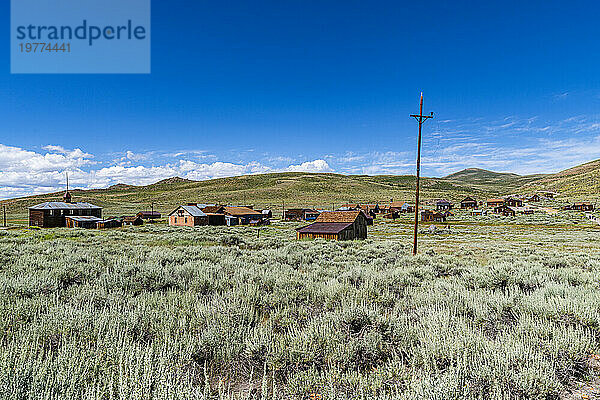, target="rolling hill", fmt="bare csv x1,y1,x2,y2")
444,168,547,192
521,159,600,198
0,172,497,218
